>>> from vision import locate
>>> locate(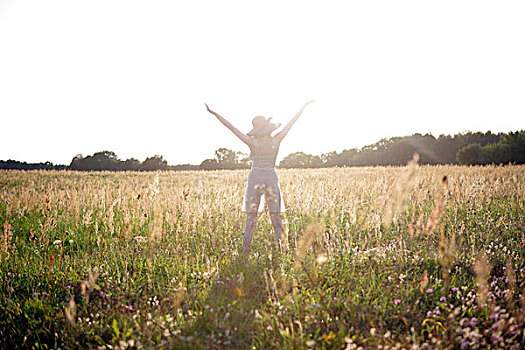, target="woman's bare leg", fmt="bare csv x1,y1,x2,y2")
270,213,285,252
243,213,258,253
